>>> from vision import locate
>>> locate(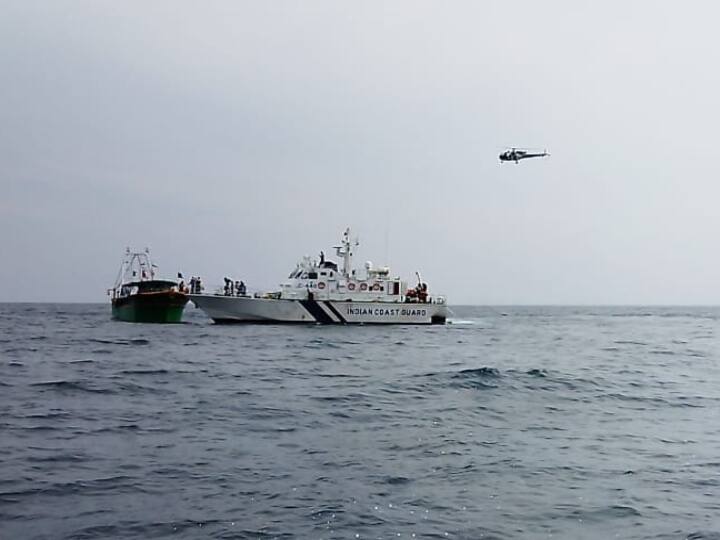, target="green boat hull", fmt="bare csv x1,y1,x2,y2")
112,291,188,323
